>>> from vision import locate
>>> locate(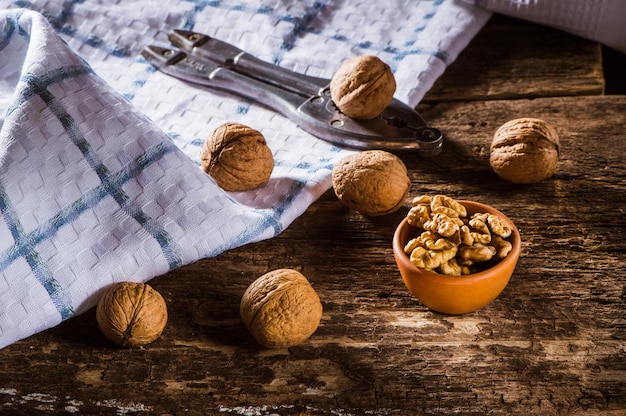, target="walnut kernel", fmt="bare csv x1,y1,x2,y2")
240,269,323,349
201,123,274,191
489,118,560,184
96,282,168,347
332,150,410,216
330,55,396,119
404,195,514,276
